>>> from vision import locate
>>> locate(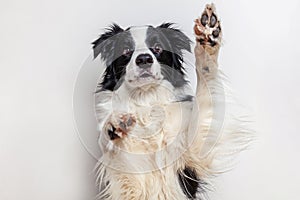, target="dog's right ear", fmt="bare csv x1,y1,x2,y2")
92,23,124,59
